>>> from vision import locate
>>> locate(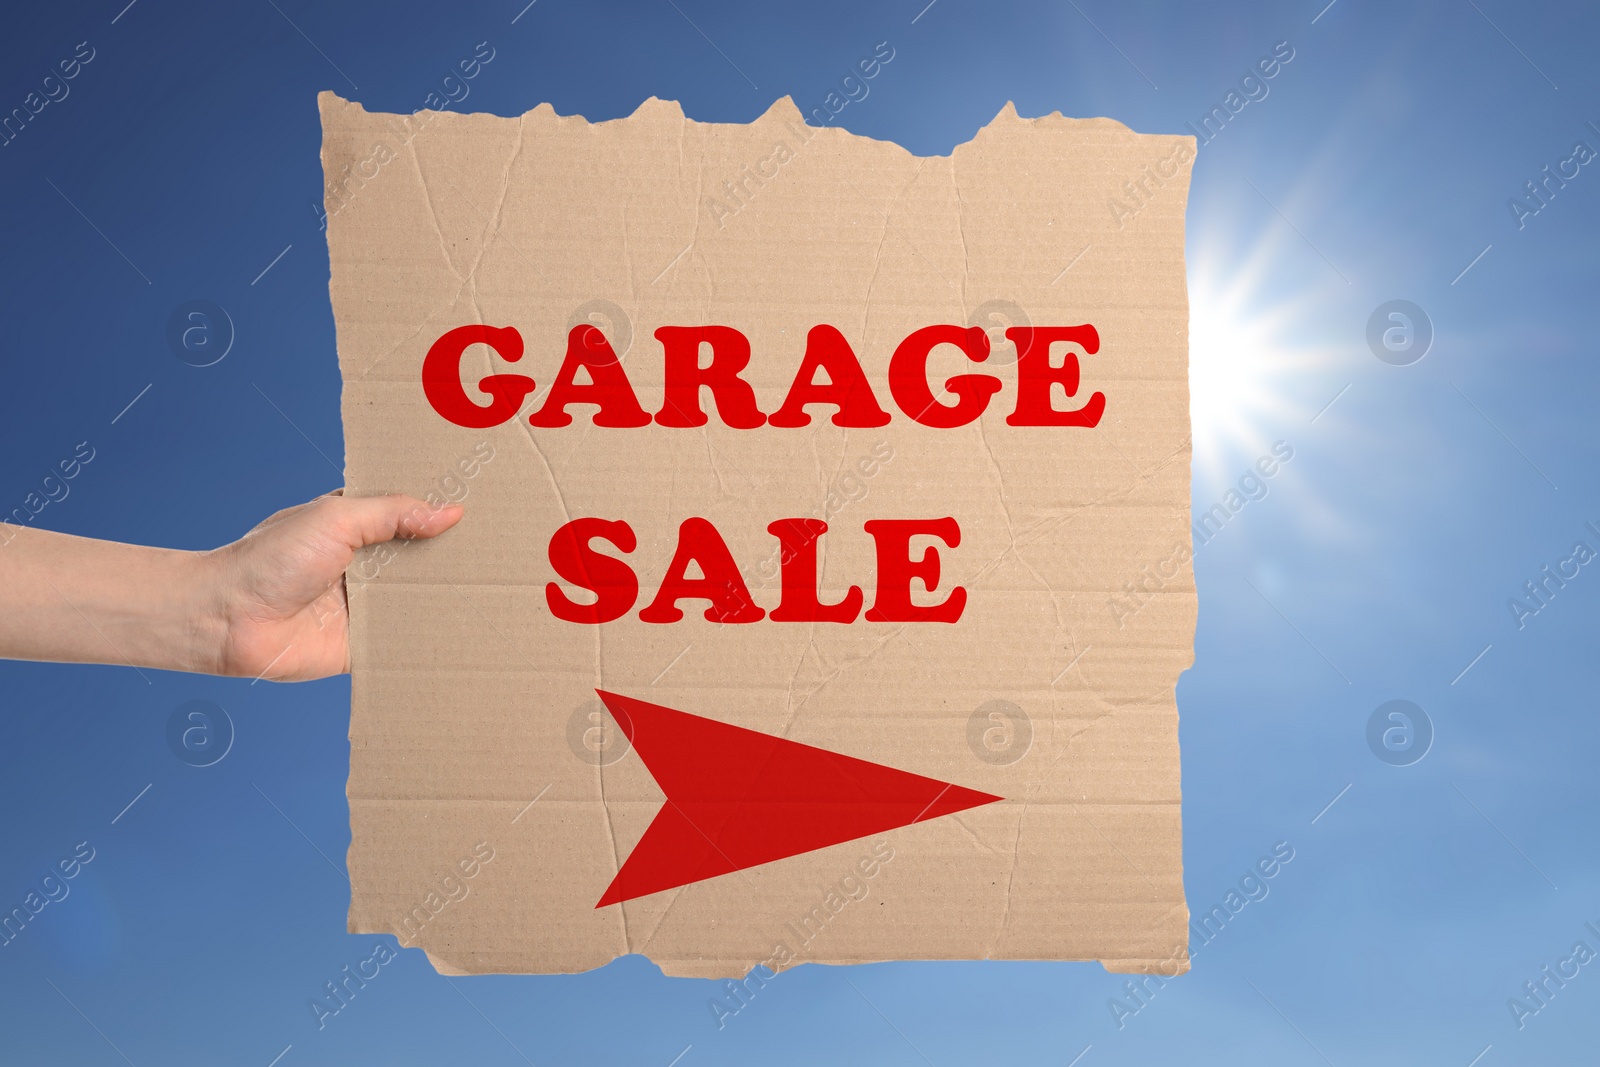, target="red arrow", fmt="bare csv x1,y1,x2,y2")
594,690,1003,907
